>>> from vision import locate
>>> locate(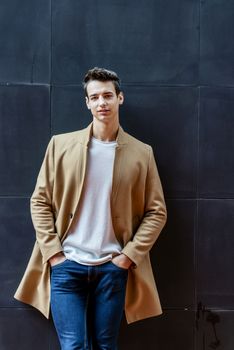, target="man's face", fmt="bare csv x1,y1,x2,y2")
85,80,124,124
